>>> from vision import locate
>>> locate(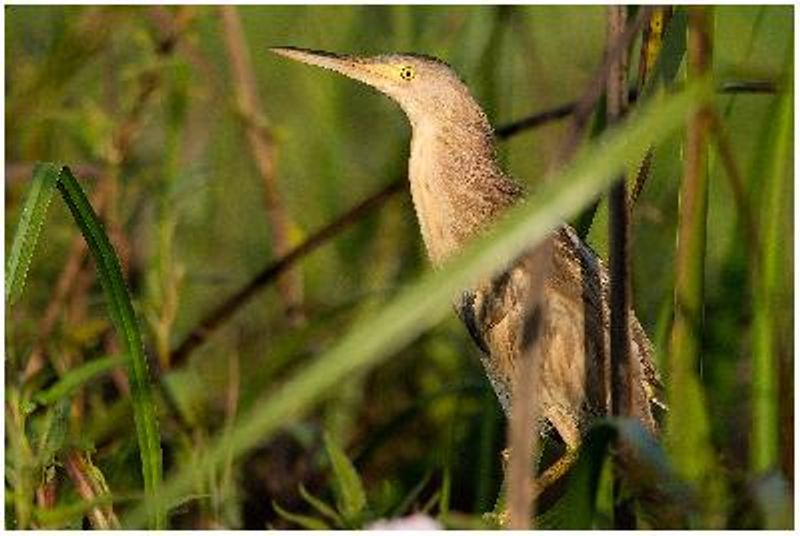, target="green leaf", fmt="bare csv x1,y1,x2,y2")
54,166,164,529
324,432,367,521
6,162,60,305
124,80,710,528
36,398,70,465
35,354,129,407
272,501,330,530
